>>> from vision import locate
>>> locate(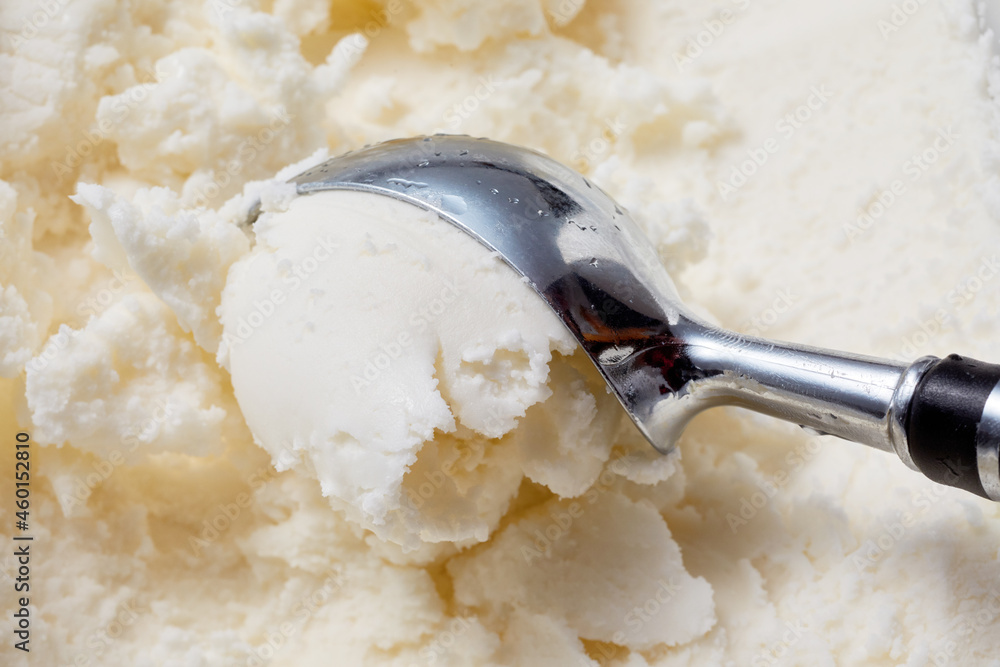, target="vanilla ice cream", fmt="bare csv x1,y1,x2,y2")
3,0,1000,665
